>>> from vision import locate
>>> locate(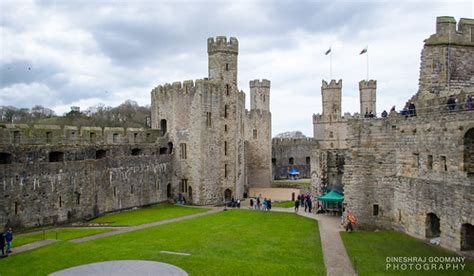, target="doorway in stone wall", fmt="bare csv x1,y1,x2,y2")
426,213,441,238
464,128,474,177
461,223,474,251
188,186,193,202
167,183,172,199
224,189,232,202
